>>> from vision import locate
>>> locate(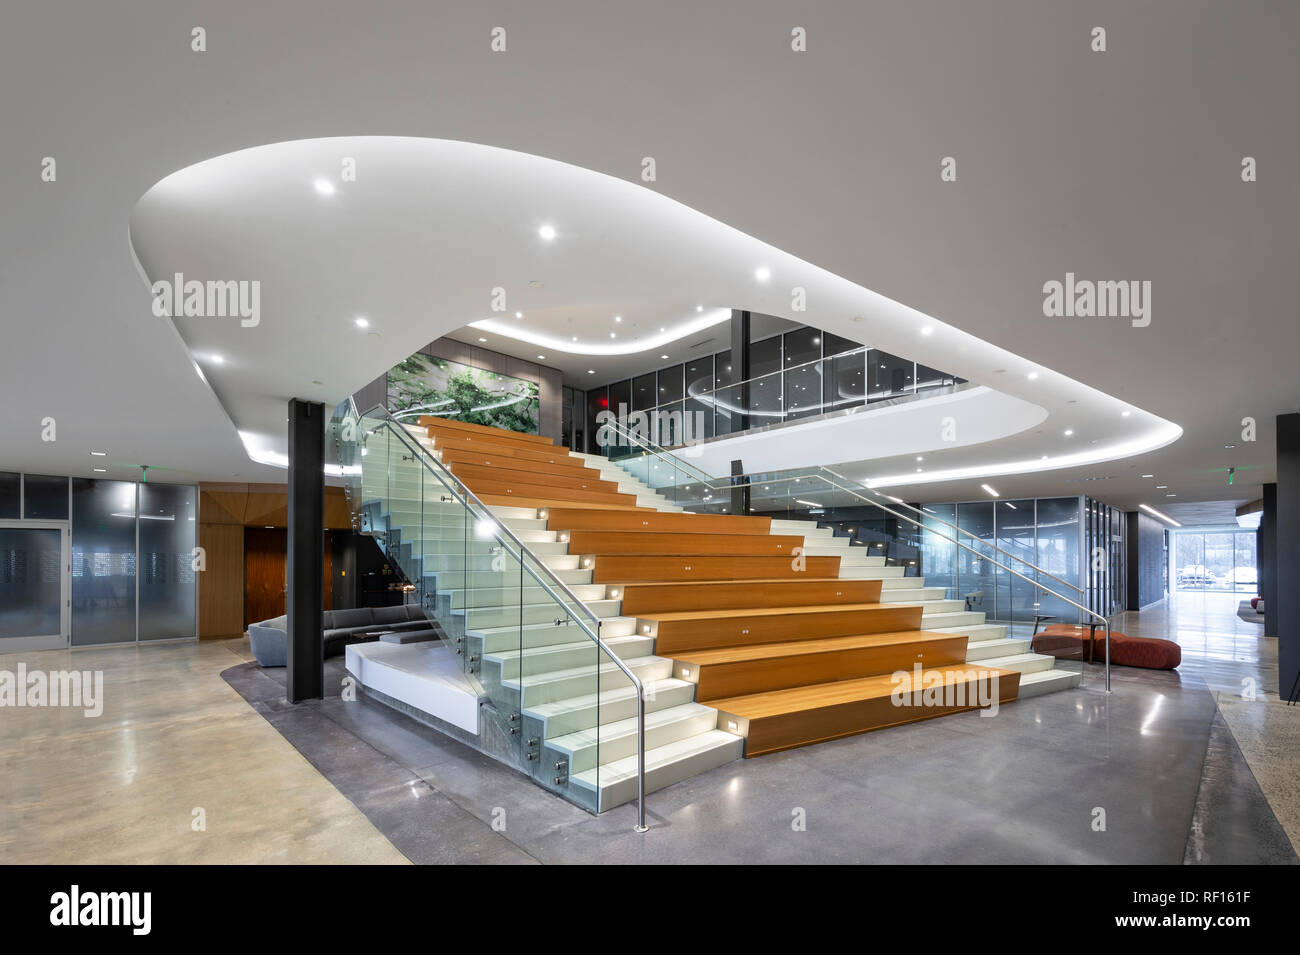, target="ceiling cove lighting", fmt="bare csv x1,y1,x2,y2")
538,224,557,240
469,307,731,356
980,484,1000,497
1140,503,1181,527
859,416,1182,489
